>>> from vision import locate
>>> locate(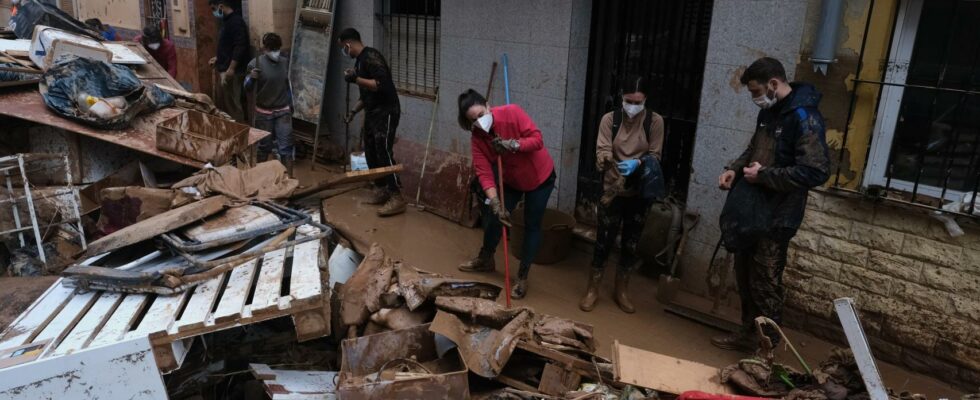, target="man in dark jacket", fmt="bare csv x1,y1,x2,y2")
714,57,830,351
338,27,405,217
208,0,249,122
